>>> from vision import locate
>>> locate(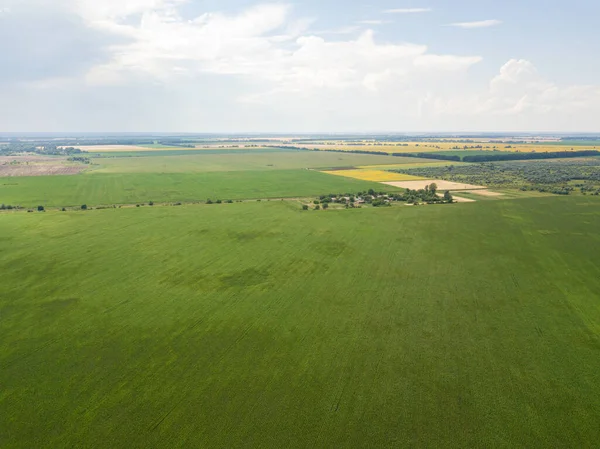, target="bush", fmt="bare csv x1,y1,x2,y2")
216,199,222,204
61,208,66,212
322,203,329,210
149,201,154,206
302,205,309,210
315,205,321,210
81,204,87,210
37,205,45,212
206,199,213,204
